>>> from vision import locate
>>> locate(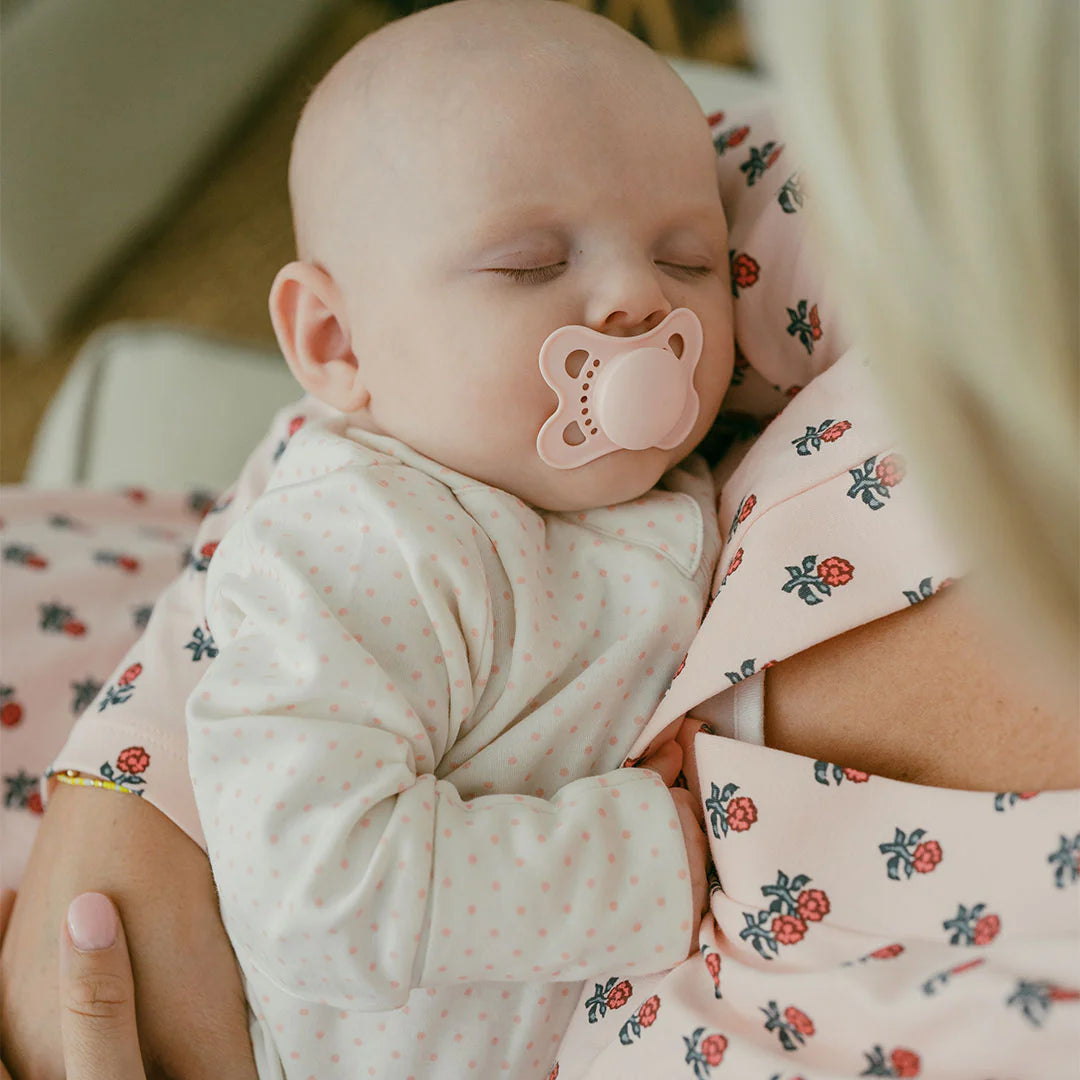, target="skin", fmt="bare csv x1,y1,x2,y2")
2,2,1076,1075
1,785,257,1080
